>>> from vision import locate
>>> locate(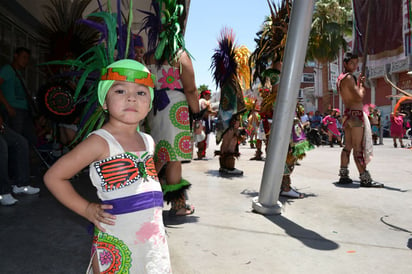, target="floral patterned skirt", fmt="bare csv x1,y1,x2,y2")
146,90,193,169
